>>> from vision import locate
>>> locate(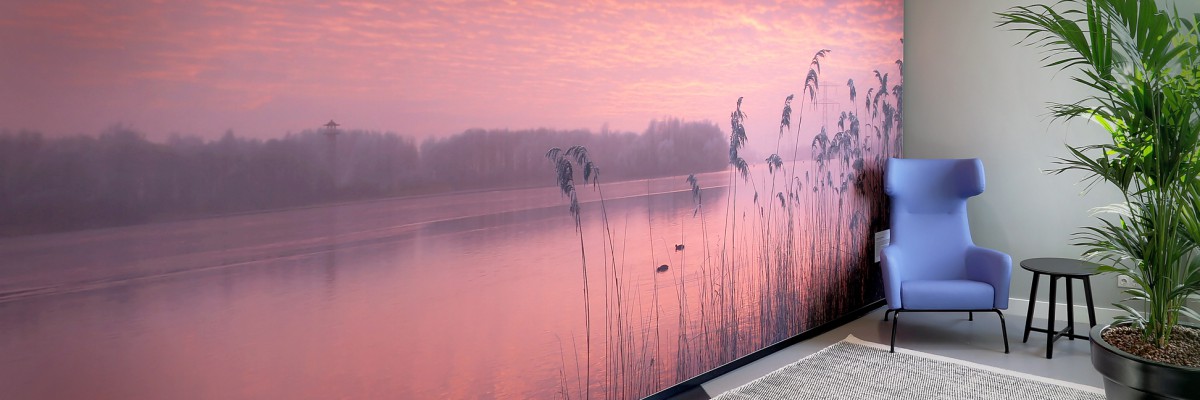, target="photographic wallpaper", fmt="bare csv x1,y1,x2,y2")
0,1,903,398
